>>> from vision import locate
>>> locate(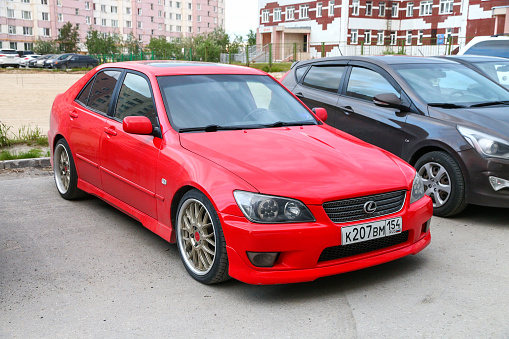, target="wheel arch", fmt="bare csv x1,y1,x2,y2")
170,185,199,231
